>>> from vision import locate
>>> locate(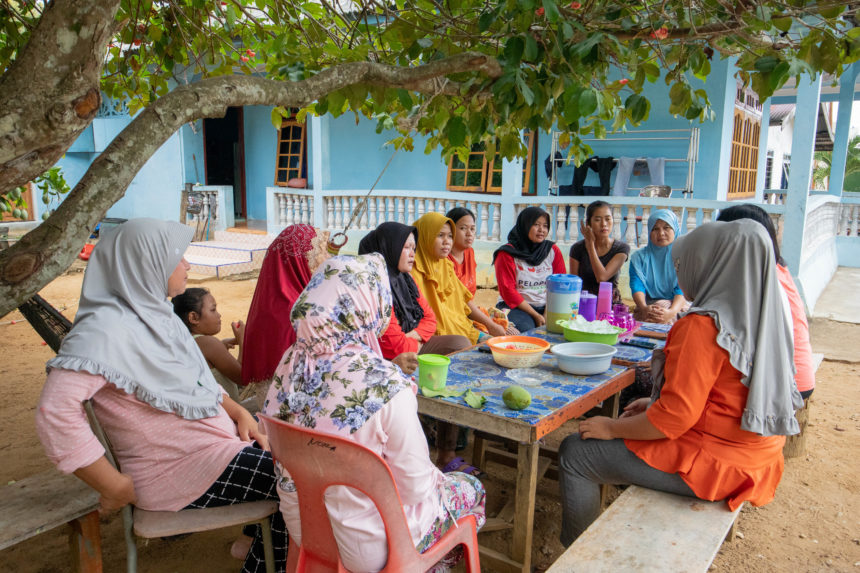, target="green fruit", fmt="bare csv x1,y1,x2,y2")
502,385,531,410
